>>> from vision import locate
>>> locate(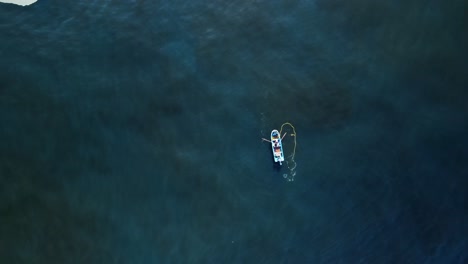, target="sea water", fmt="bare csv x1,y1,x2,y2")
0,0,467,263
